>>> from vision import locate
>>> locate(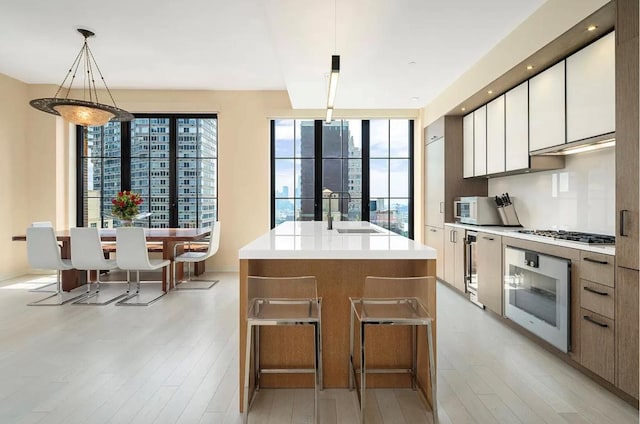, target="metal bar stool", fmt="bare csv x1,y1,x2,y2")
243,276,323,424
348,276,437,423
